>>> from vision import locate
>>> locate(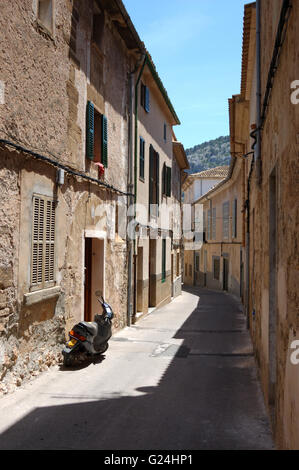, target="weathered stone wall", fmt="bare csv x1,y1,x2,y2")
248,0,299,449
0,0,132,395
